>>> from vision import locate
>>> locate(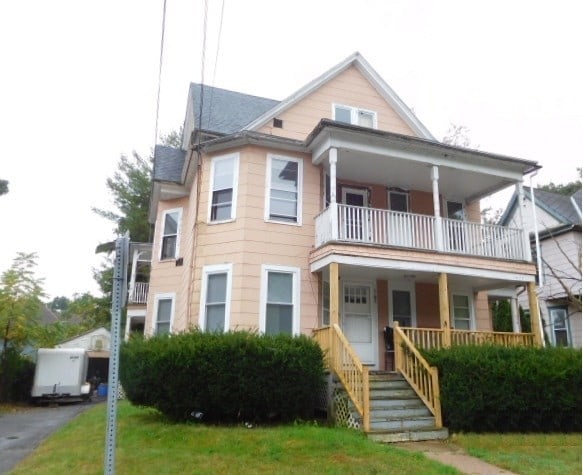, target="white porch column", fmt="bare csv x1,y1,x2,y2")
128,248,140,303
516,182,532,261
510,297,521,333
329,148,338,240
431,166,444,251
